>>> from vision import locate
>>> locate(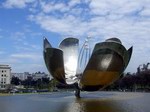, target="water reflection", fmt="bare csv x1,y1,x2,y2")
62,94,144,112
0,92,149,112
